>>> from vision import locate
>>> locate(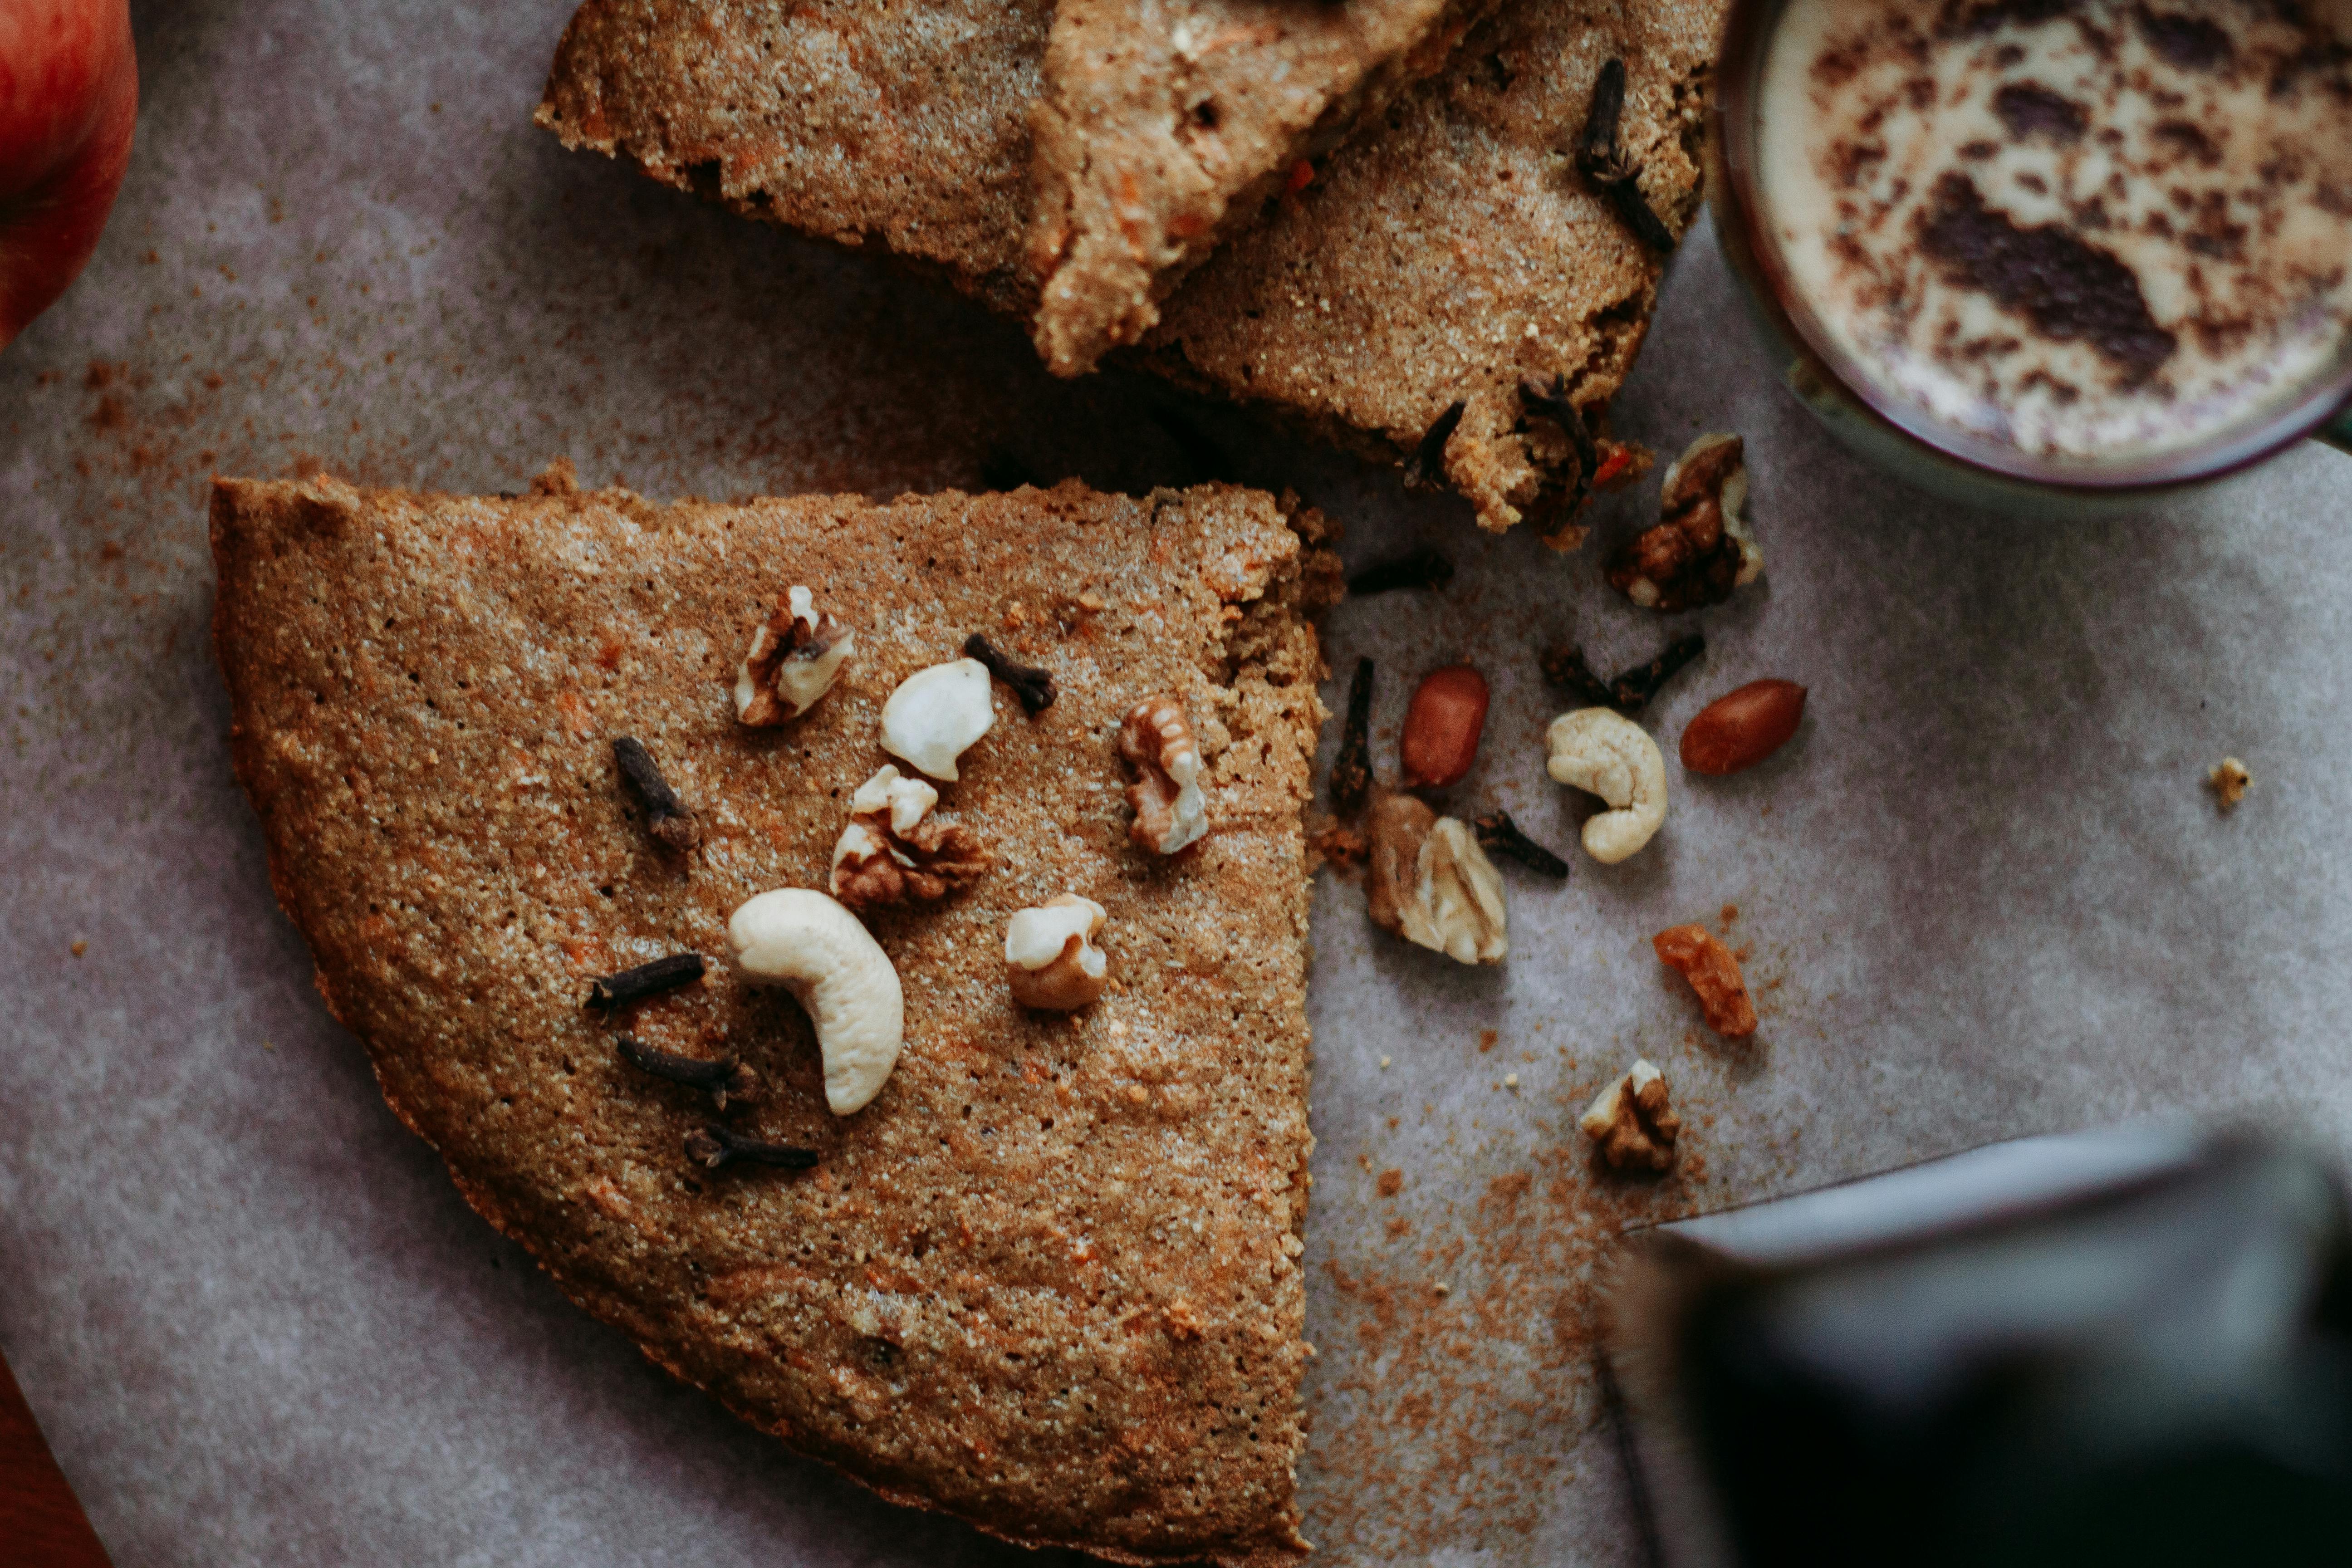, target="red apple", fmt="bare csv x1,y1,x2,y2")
0,0,137,350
